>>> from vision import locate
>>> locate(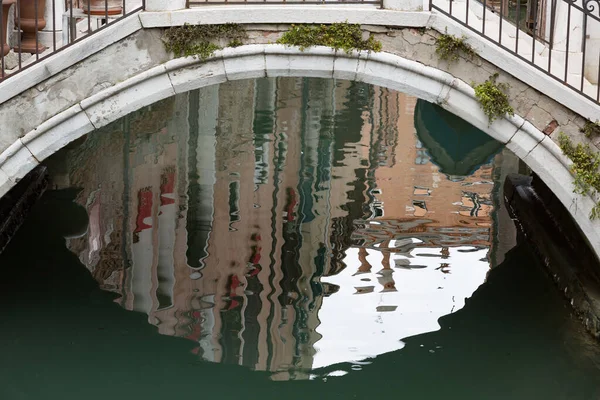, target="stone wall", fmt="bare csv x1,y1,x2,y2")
0,24,588,152
370,27,588,147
